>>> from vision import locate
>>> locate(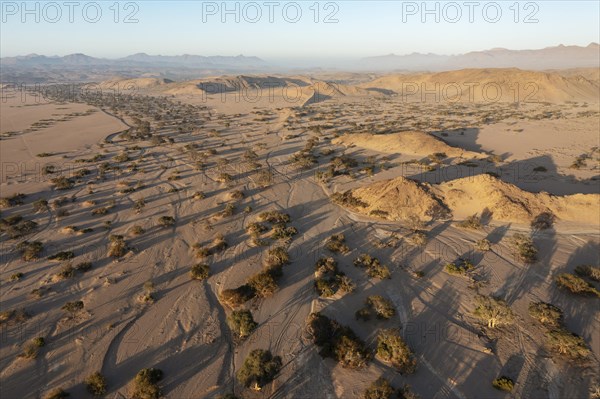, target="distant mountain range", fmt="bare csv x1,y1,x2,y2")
1,44,598,83
359,43,600,71
0,53,266,68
